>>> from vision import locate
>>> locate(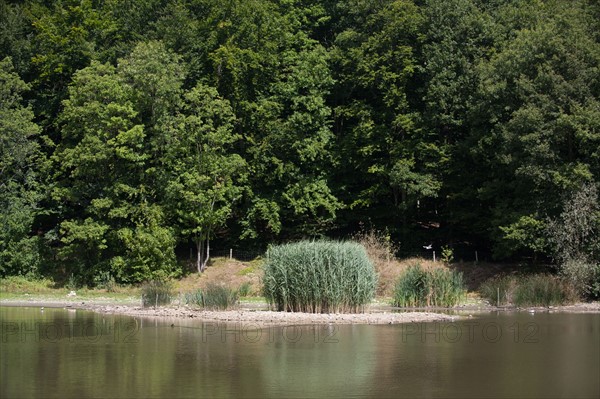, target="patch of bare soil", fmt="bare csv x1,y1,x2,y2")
175,257,263,295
